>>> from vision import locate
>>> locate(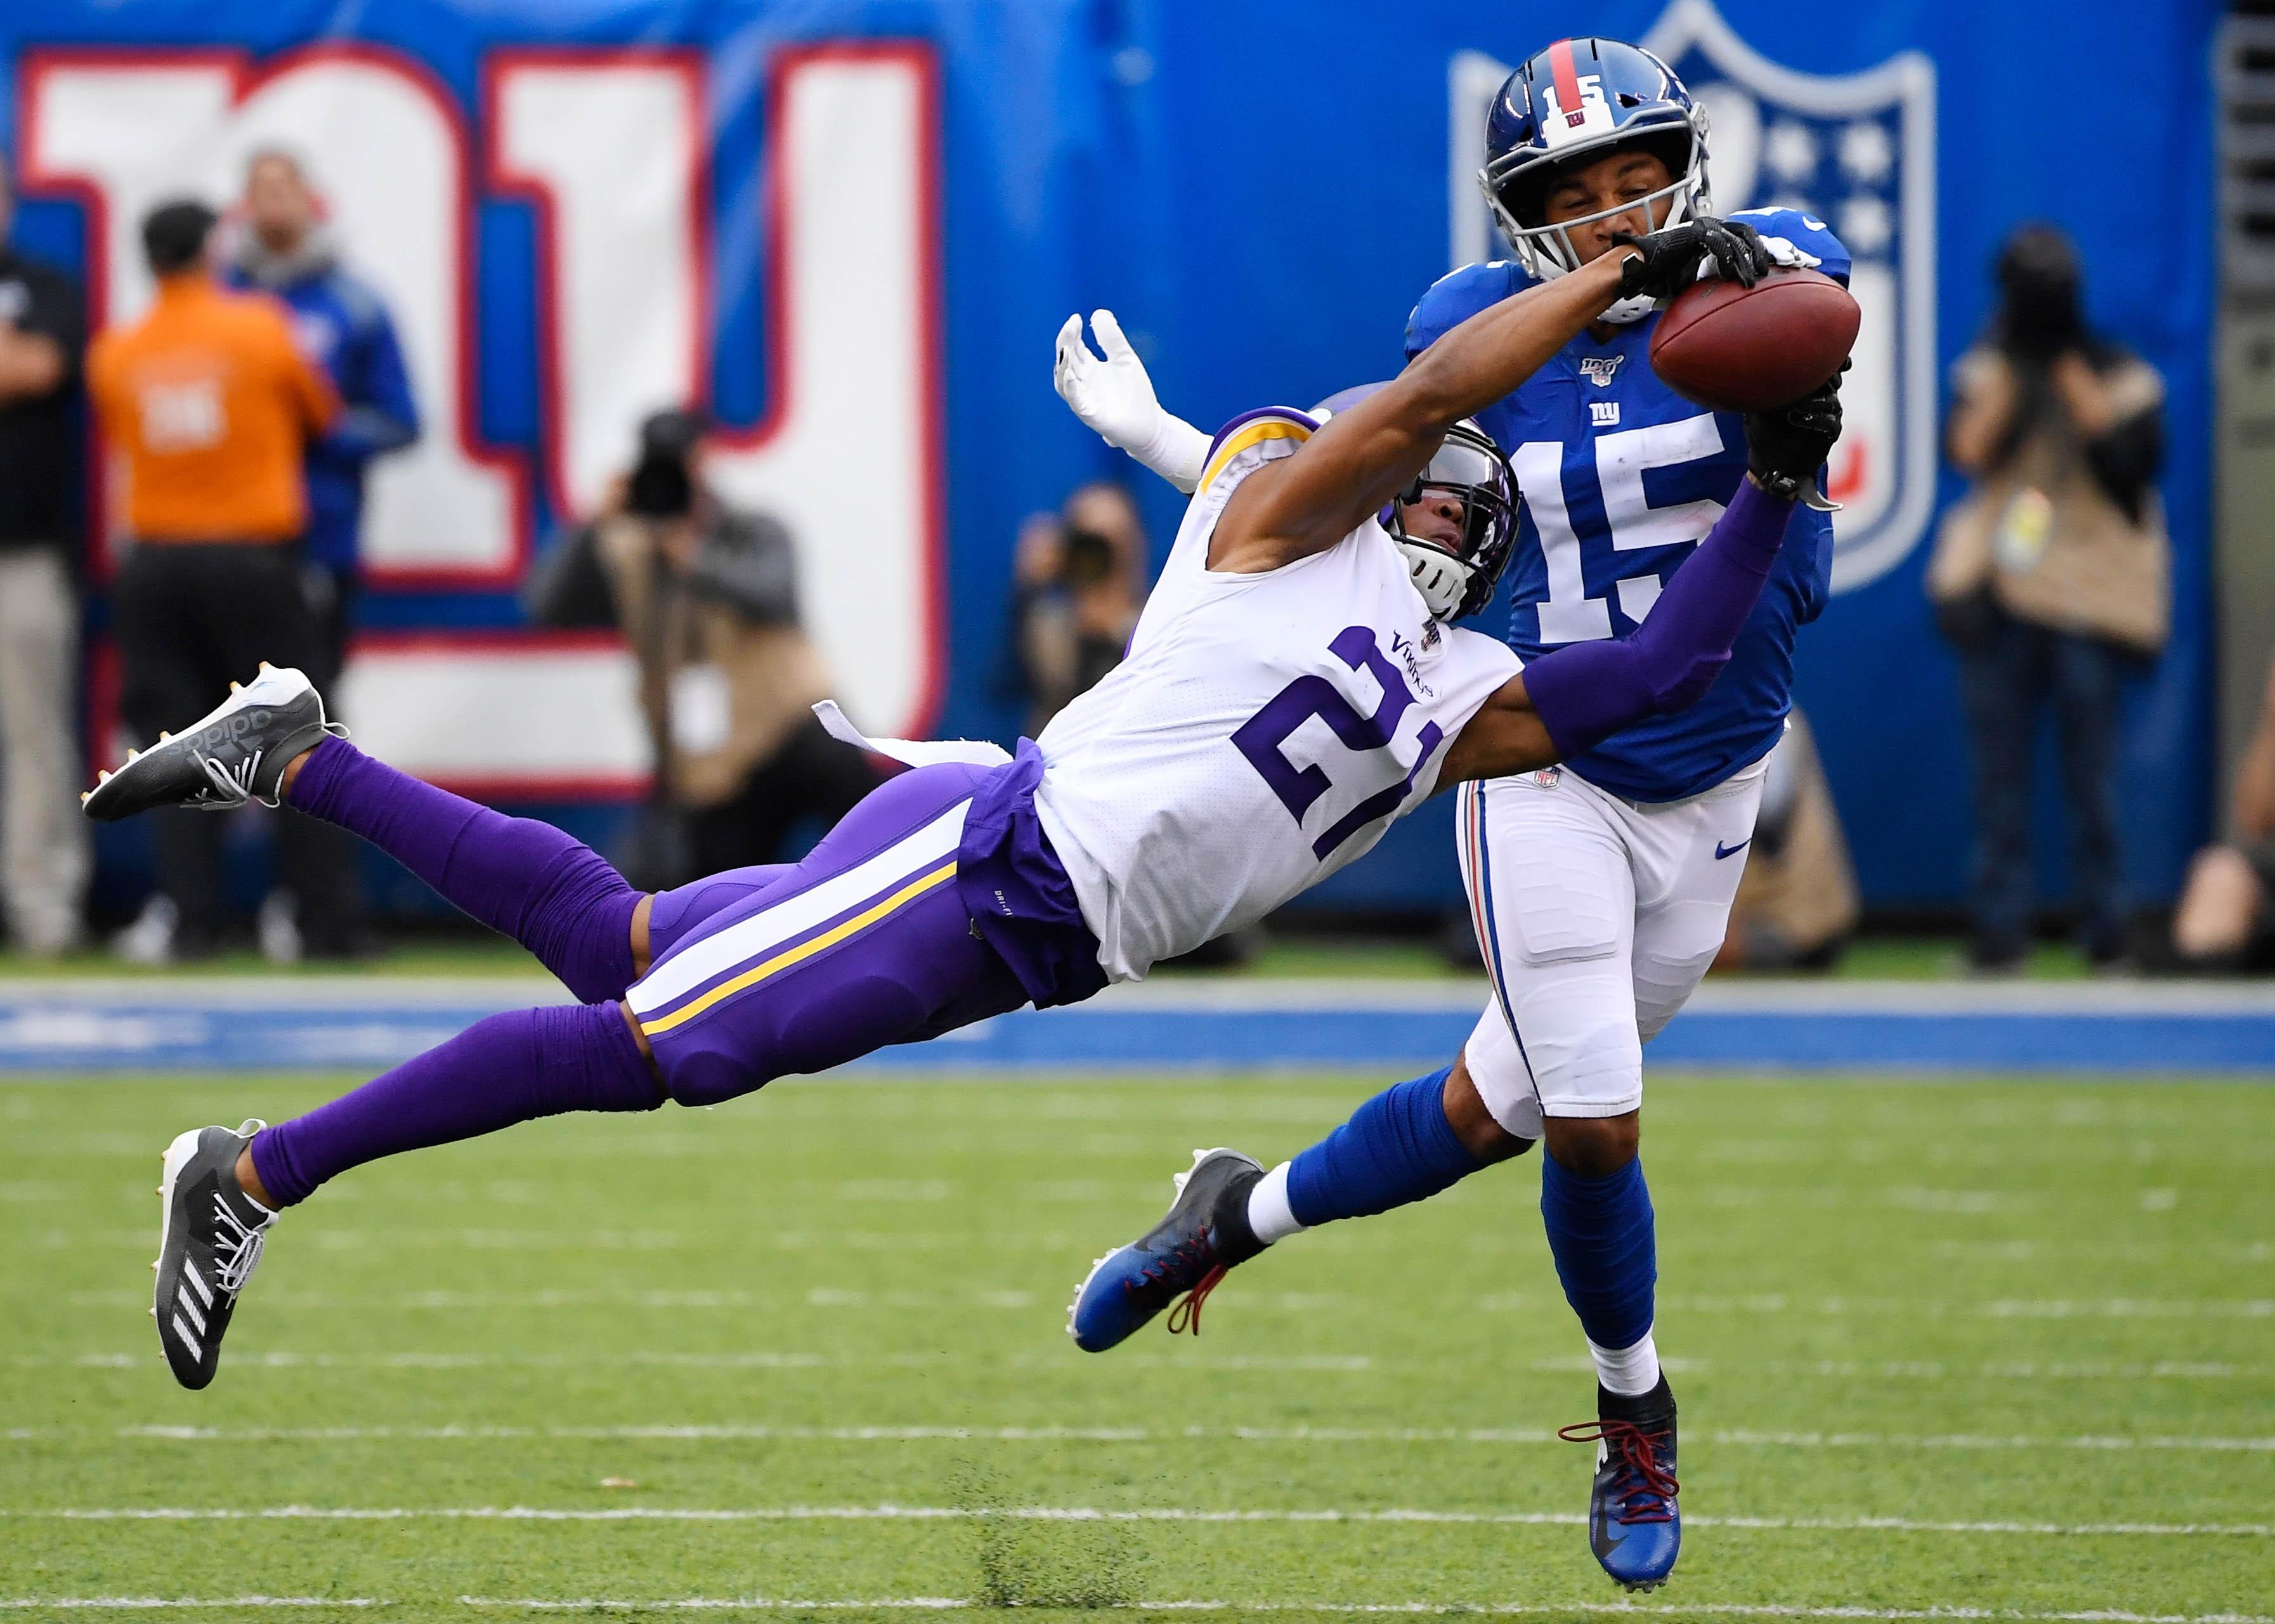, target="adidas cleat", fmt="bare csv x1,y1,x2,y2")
153,1121,278,1390
1067,1147,1263,1353
1559,1378,1681,1590
82,664,344,822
